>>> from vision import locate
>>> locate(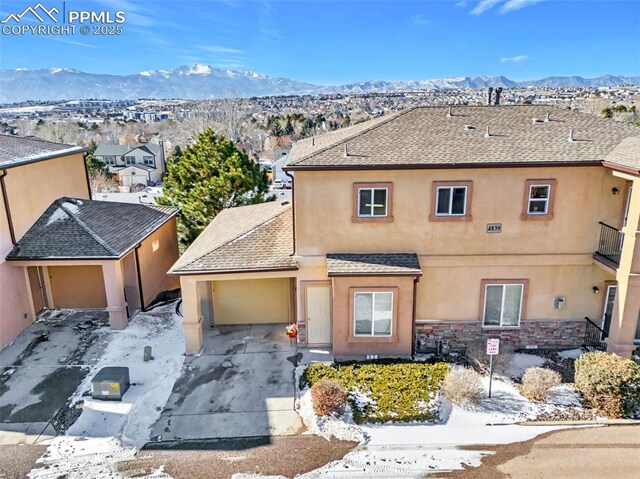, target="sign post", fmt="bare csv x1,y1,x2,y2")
486,338,500,398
